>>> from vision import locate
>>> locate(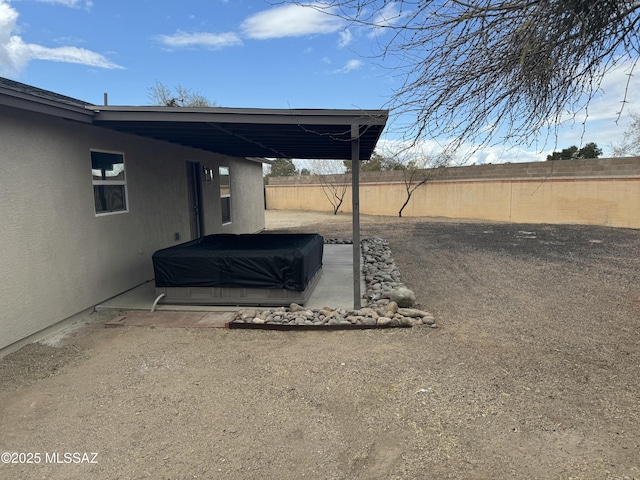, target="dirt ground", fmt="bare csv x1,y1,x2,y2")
1,210,639,480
